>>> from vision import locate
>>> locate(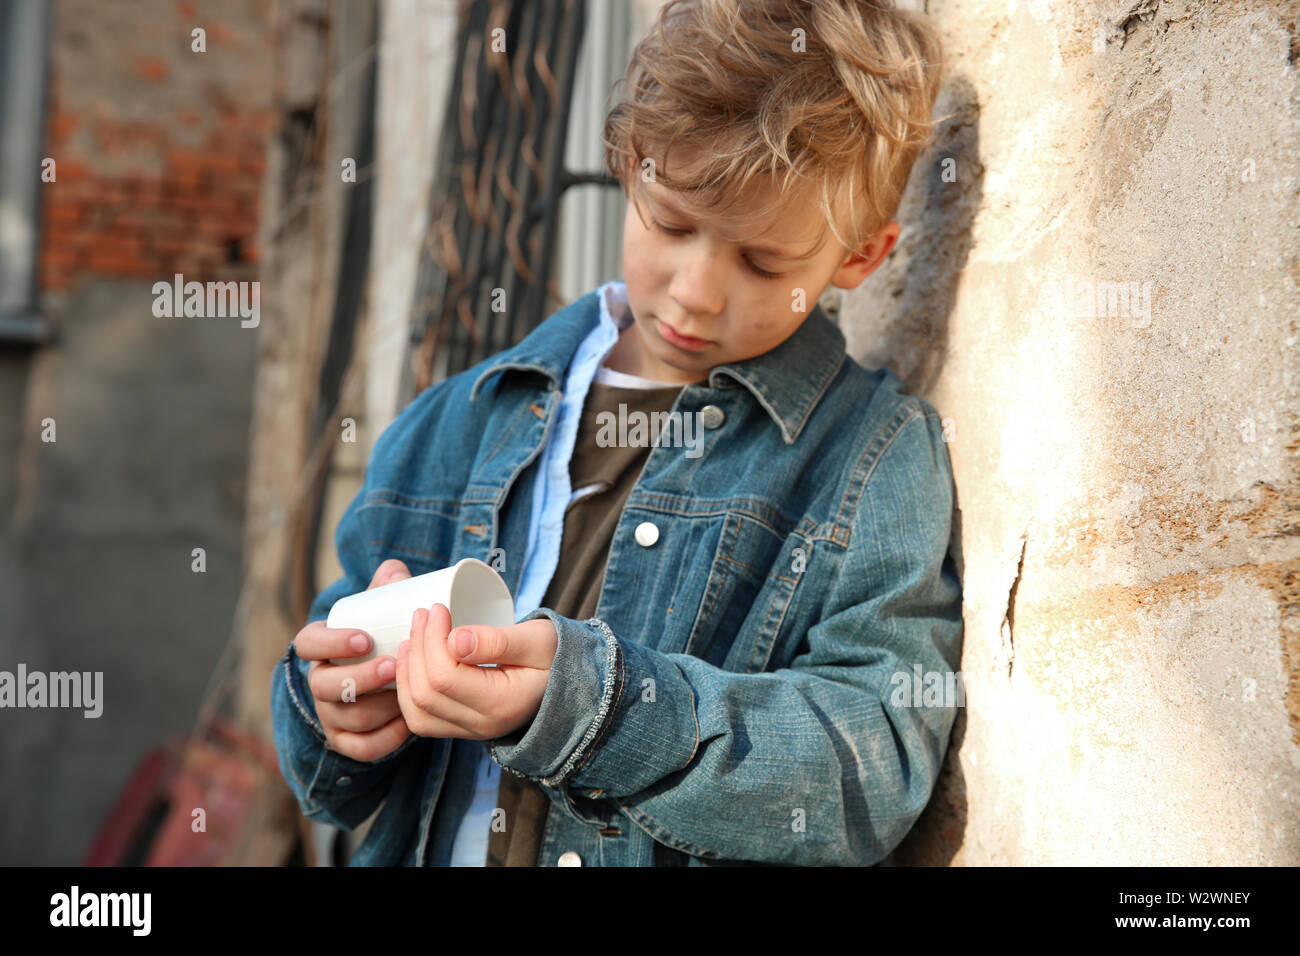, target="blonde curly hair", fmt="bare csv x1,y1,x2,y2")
604,0,944,256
